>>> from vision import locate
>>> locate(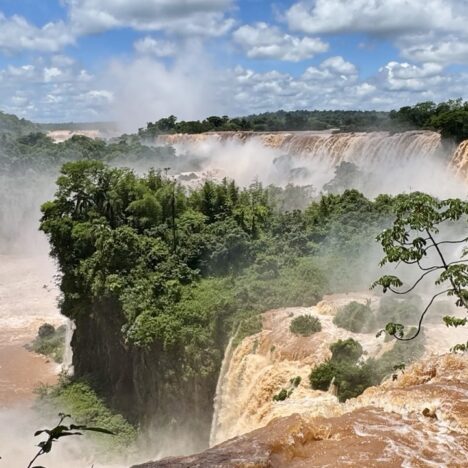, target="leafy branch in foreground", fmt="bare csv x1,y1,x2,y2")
27,413,114,468
372,193,468,343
